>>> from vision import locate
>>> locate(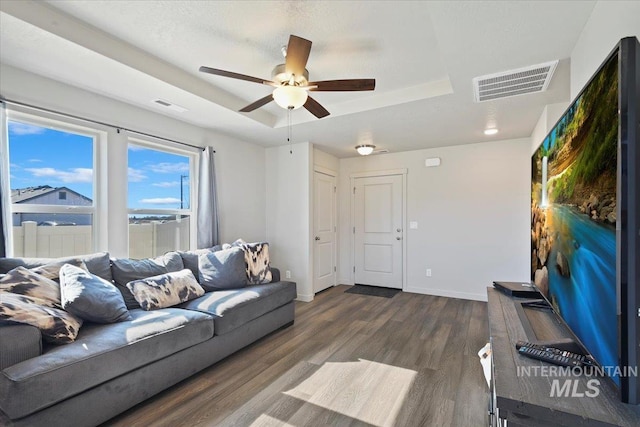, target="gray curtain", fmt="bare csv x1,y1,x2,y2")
197,146,219,248
0,102,9,257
